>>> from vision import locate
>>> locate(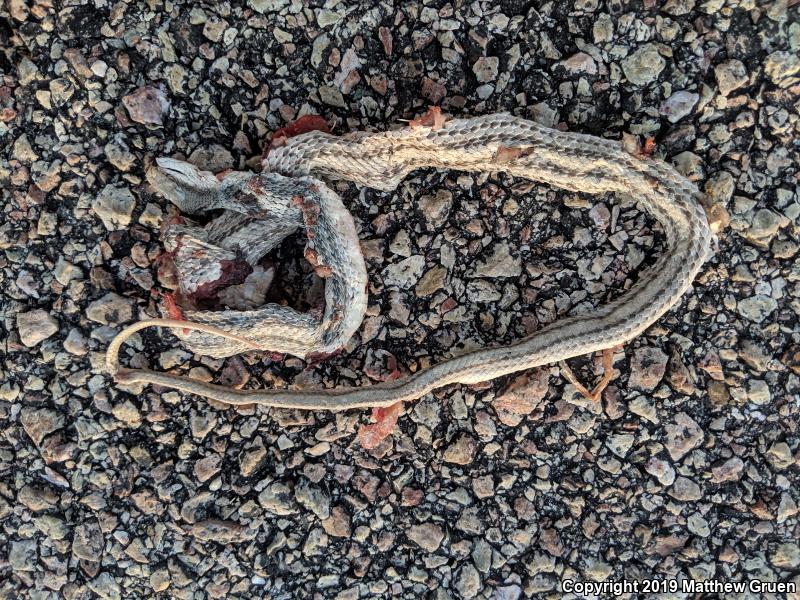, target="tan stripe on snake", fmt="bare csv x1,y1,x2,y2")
106,112,713,410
